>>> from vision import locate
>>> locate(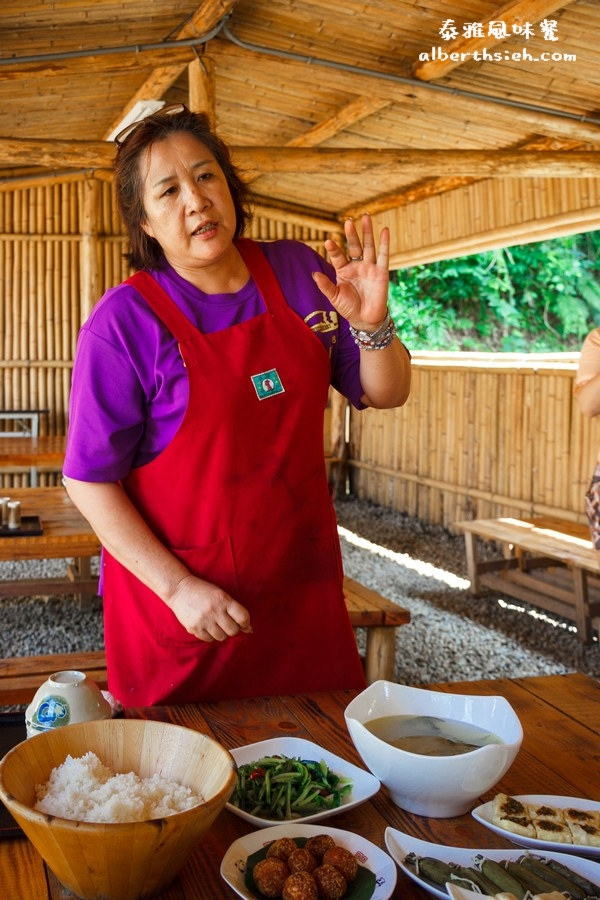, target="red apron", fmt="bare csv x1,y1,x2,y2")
103,239,366,705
